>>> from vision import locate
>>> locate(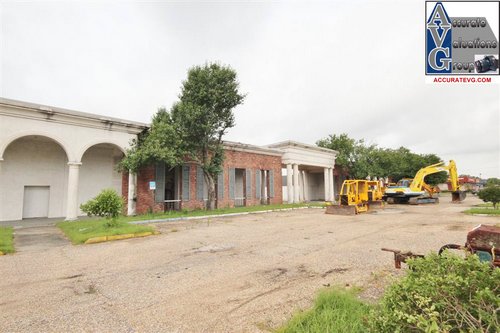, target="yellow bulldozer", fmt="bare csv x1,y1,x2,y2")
325,179,385,215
